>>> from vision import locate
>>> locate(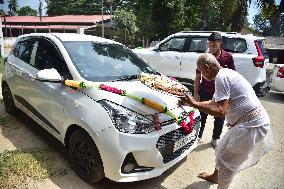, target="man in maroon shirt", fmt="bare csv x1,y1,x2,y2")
194,32,235,147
